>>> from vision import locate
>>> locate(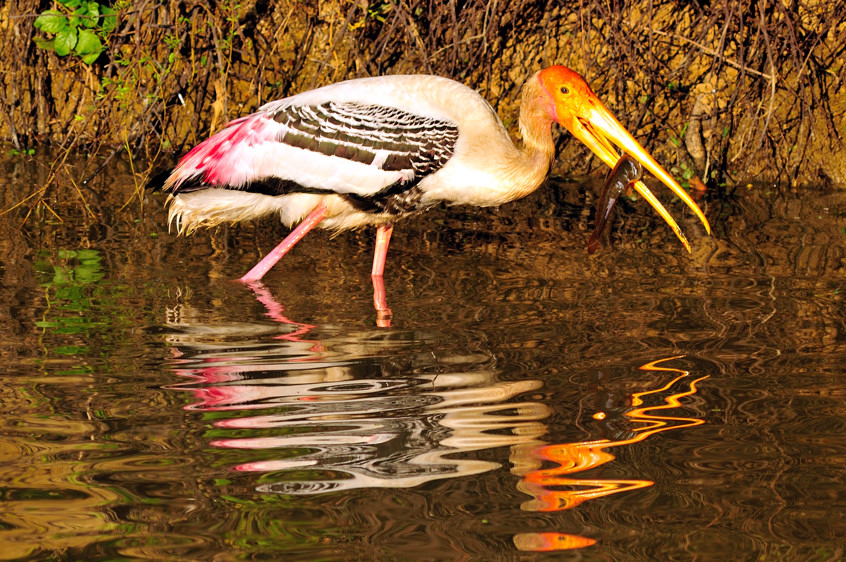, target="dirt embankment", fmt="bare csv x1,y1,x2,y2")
1,0,844,187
